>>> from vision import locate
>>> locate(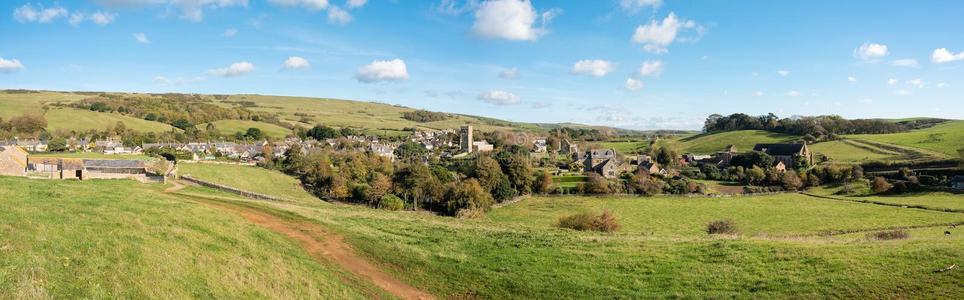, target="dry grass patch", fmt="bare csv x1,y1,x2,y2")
556,210,621,232
707,219,739,235
866,229,910,240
